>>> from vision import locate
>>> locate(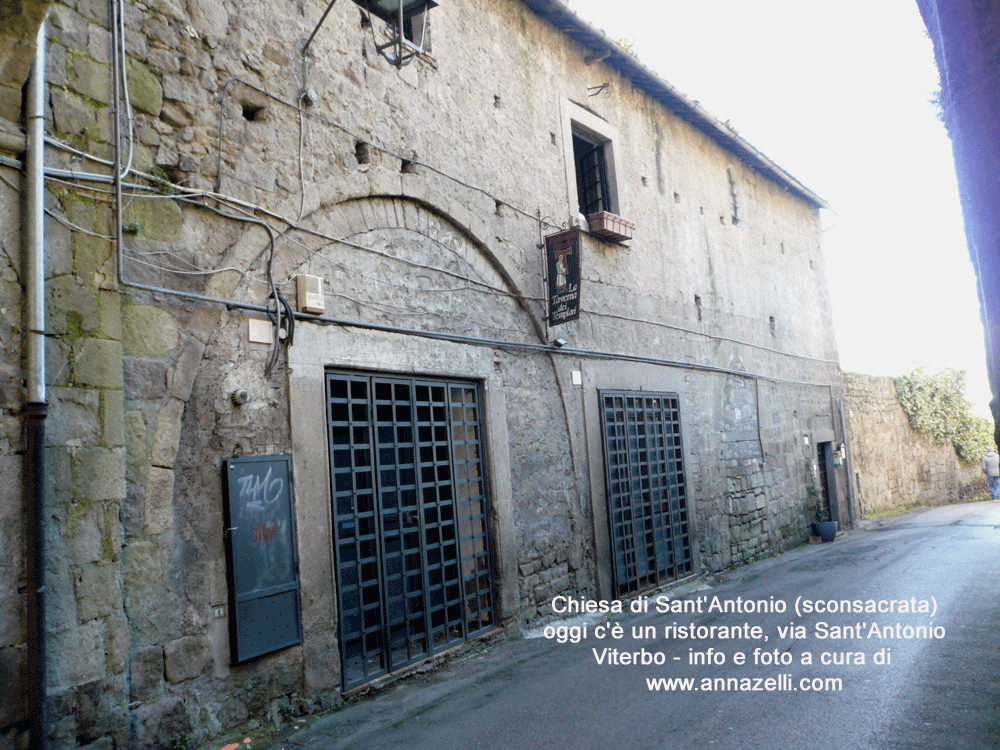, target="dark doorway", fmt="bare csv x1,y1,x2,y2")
817,441,837,523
